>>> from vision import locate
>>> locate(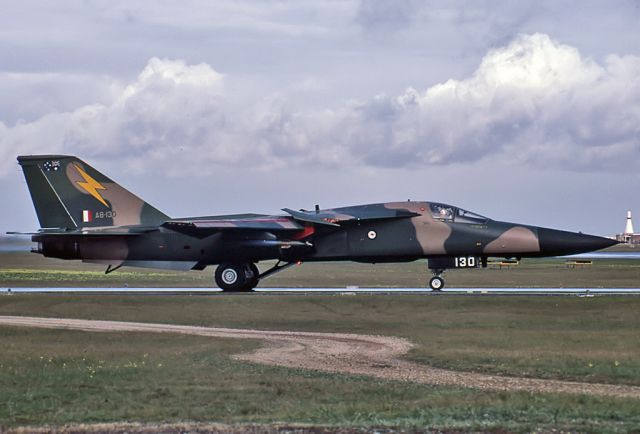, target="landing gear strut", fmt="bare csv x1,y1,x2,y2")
215,263,259,292
429,269,445,291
